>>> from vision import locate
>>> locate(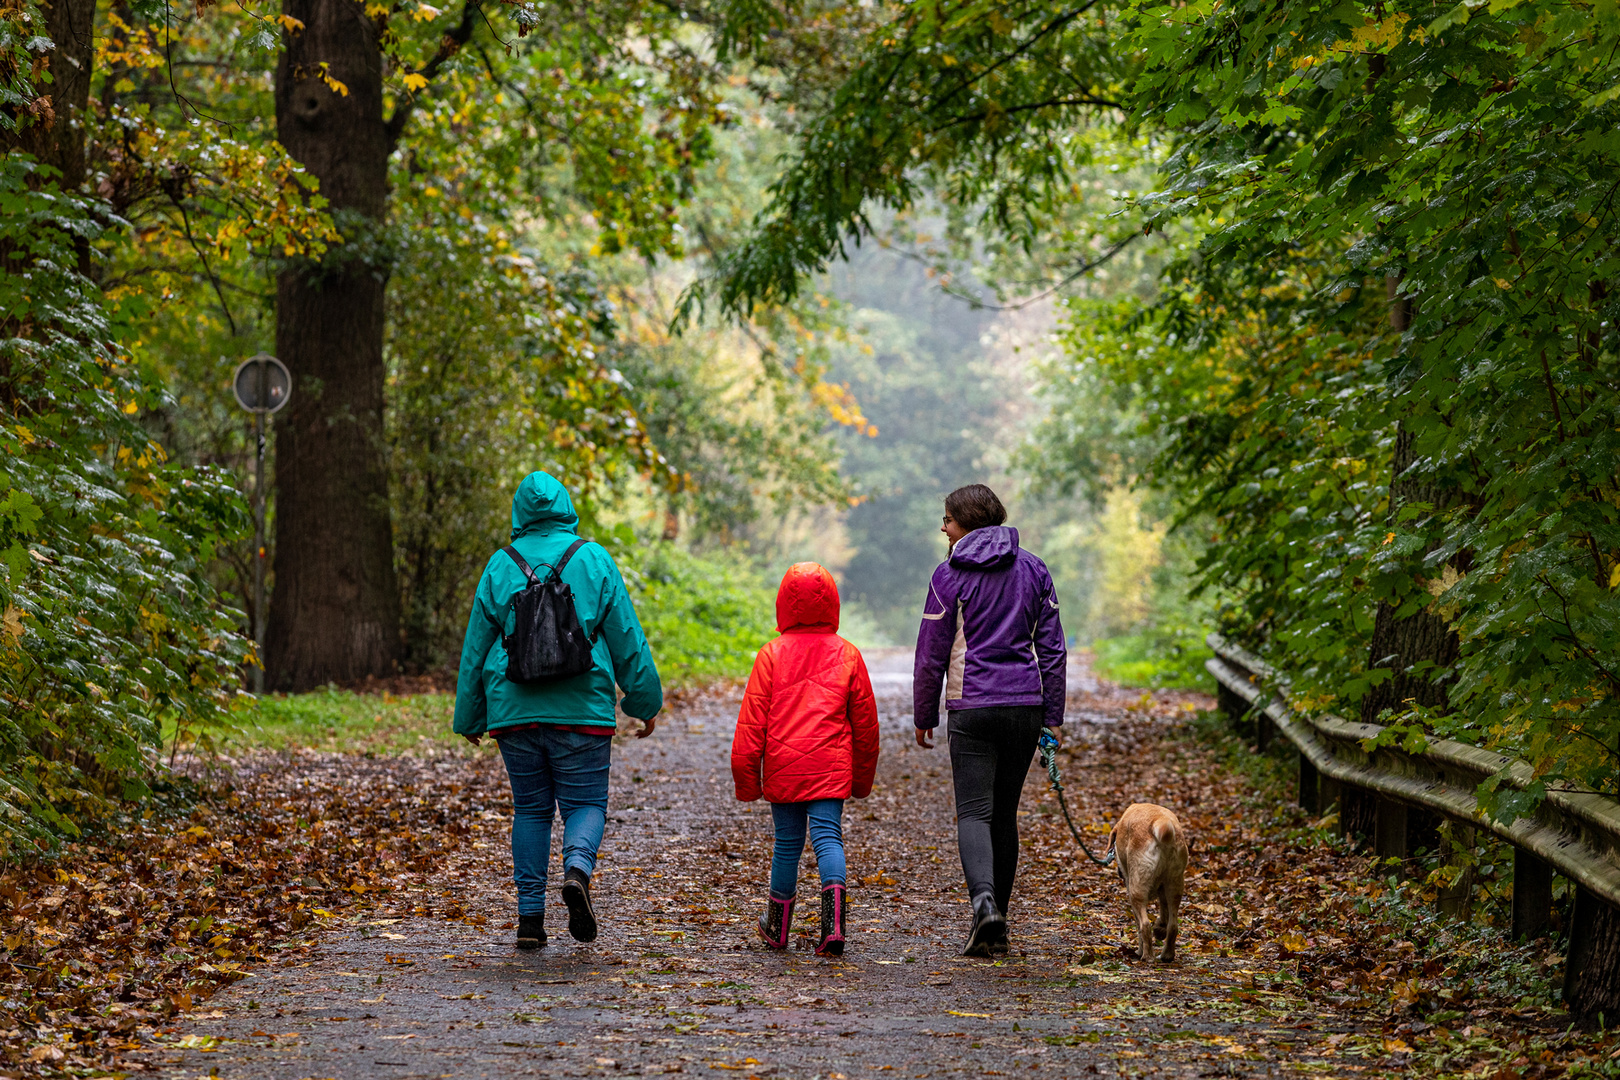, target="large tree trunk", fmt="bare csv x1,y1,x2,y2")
1,0,97,188
265,1,403,689
1360,280,1461,724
